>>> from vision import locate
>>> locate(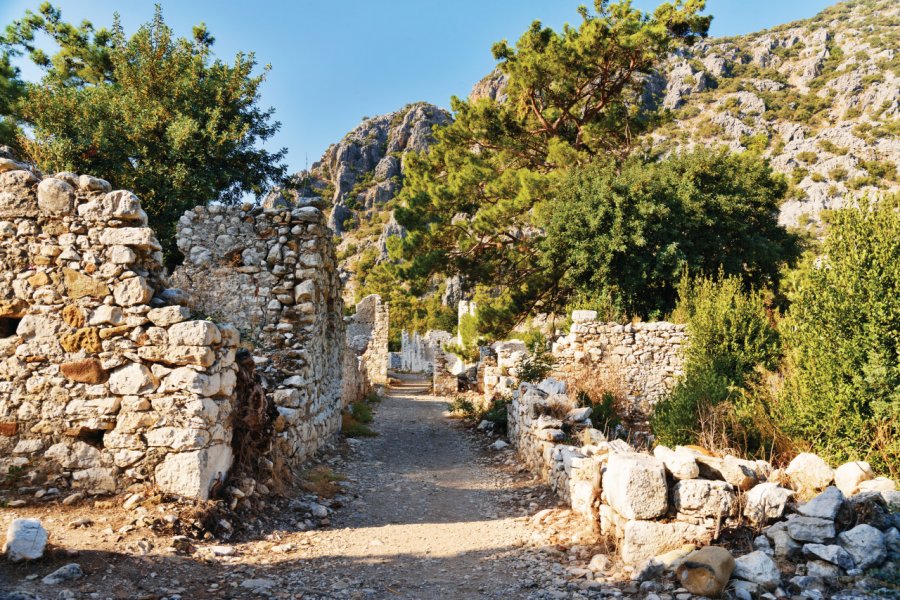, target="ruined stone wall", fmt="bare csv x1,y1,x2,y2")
170,201,344,471
342,294,389,406
0,160,238,500
551,313,686,424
